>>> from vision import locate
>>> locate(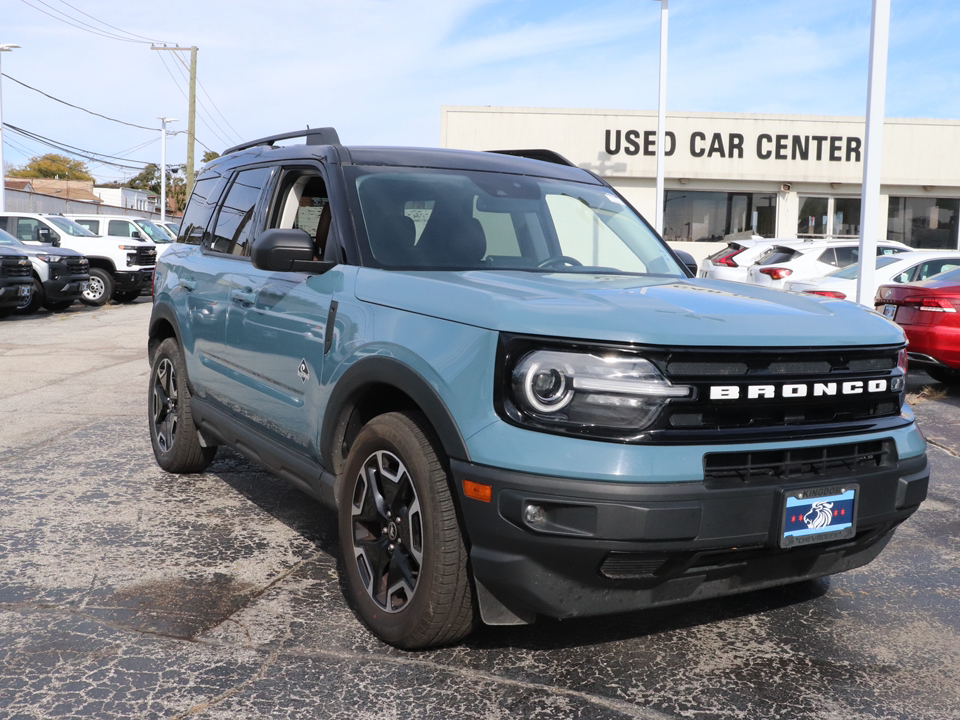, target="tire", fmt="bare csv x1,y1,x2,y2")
924,366,960,384
14,278,43,315
113,289,141,303
43,299,74,312
338,411,477,649
148,337,218,473
81,268,114,306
